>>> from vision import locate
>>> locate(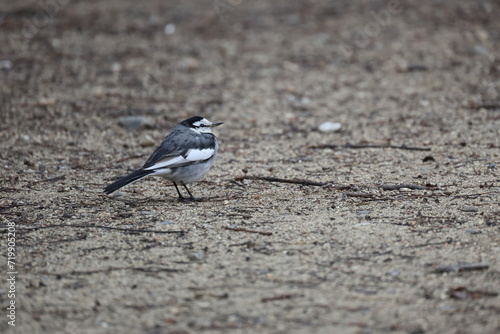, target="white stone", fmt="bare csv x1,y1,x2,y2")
319,121,342,133
0,60,12,69
164,23,176,35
